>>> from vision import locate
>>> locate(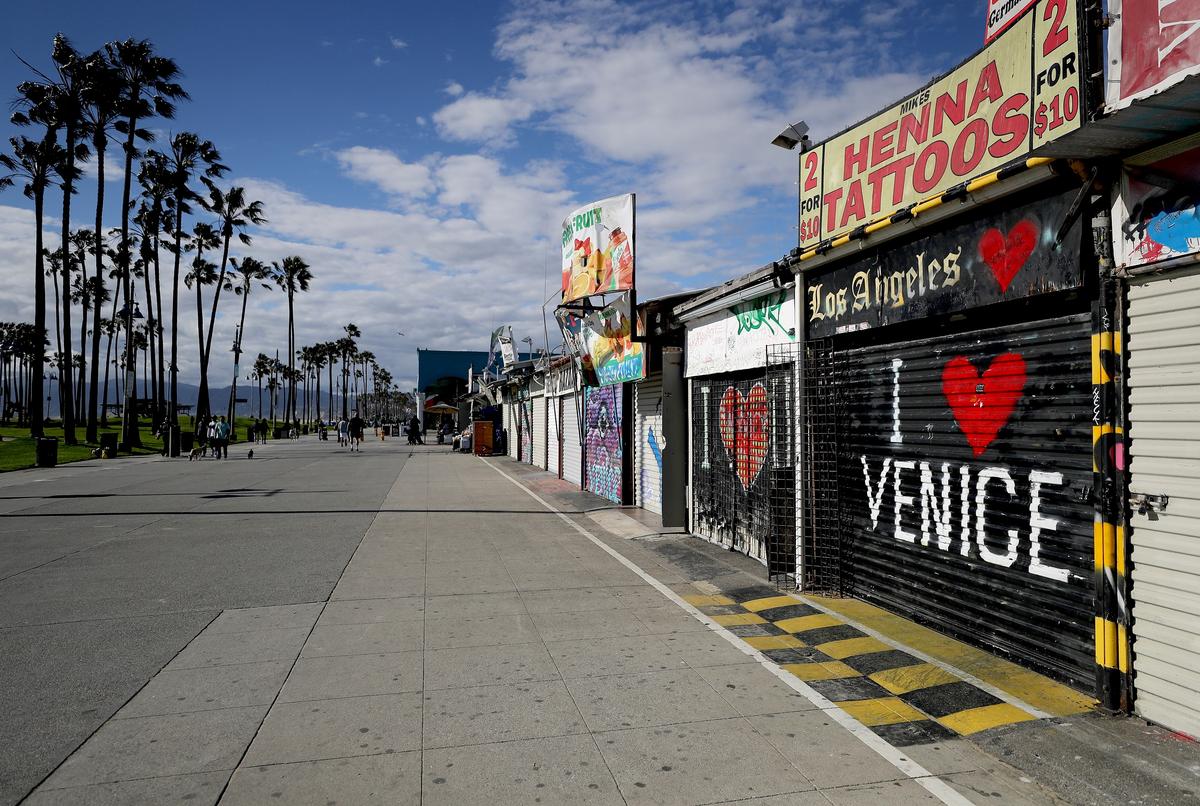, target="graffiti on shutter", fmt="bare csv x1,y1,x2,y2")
585,385,622,503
